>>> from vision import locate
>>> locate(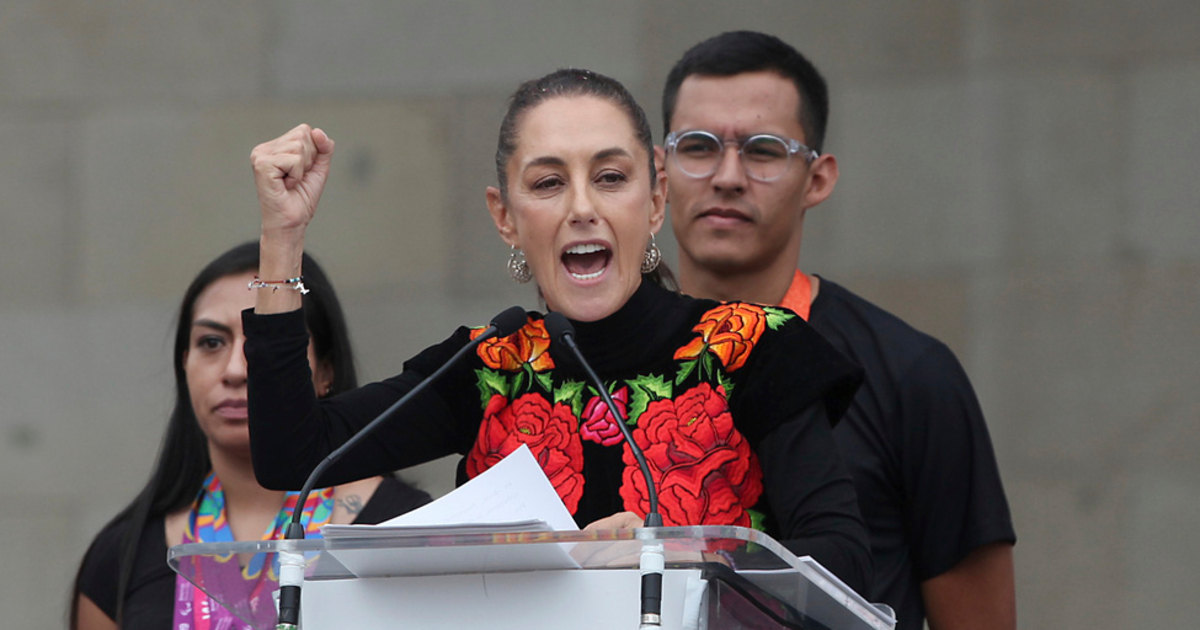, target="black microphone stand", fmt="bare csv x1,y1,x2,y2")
543,312,665,629
273,306,528,629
